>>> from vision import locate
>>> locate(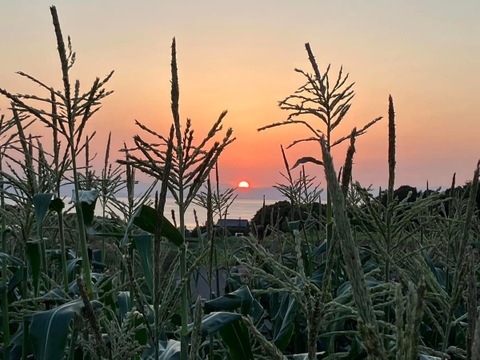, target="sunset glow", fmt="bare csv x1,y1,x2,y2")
0,1,479,192
238,181,250,189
